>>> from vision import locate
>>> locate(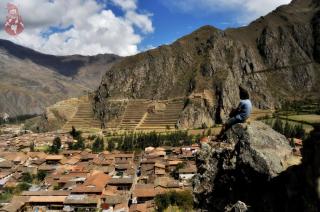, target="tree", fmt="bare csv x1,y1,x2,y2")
283,121,292,138
17,183,31,192
73,136,85,150
49,137,61,154
21,173,33,183
70,126,81,139
36,170,47,182
273,118,284,134
107,140,115,152
92,137,104,153
294,124,305,139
